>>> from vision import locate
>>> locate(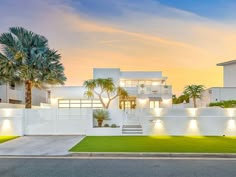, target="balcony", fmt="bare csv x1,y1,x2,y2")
123,85,172,96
